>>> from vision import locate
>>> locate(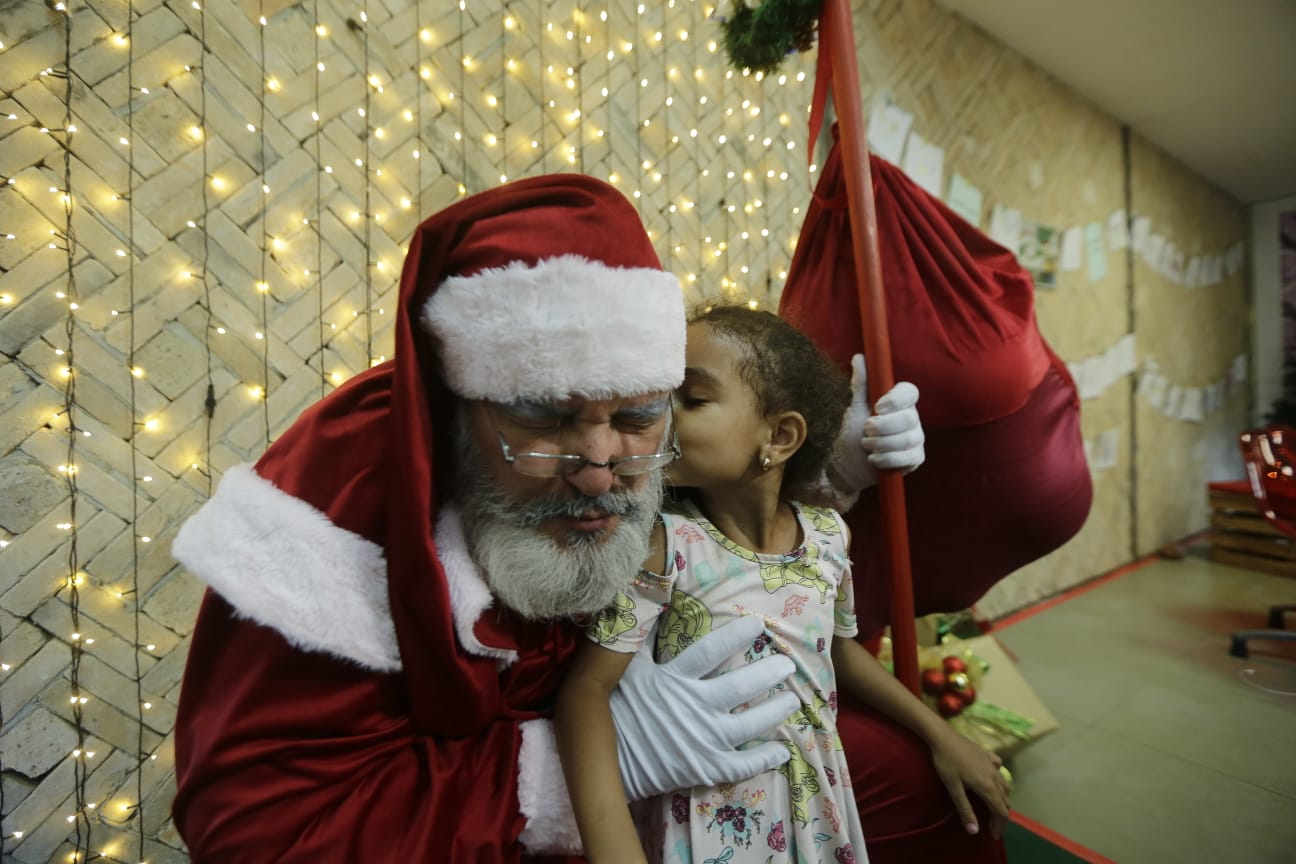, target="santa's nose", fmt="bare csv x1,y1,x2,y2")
564,460,618,497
